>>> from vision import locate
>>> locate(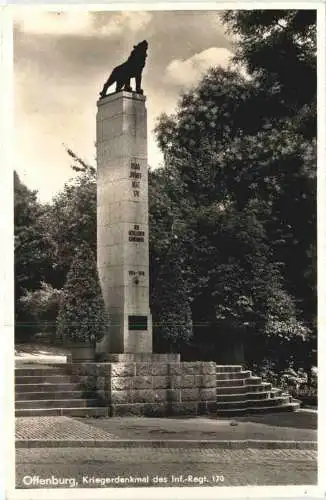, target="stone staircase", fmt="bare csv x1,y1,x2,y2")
15,364,301,417
215,365,300,415
15,365,107,417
